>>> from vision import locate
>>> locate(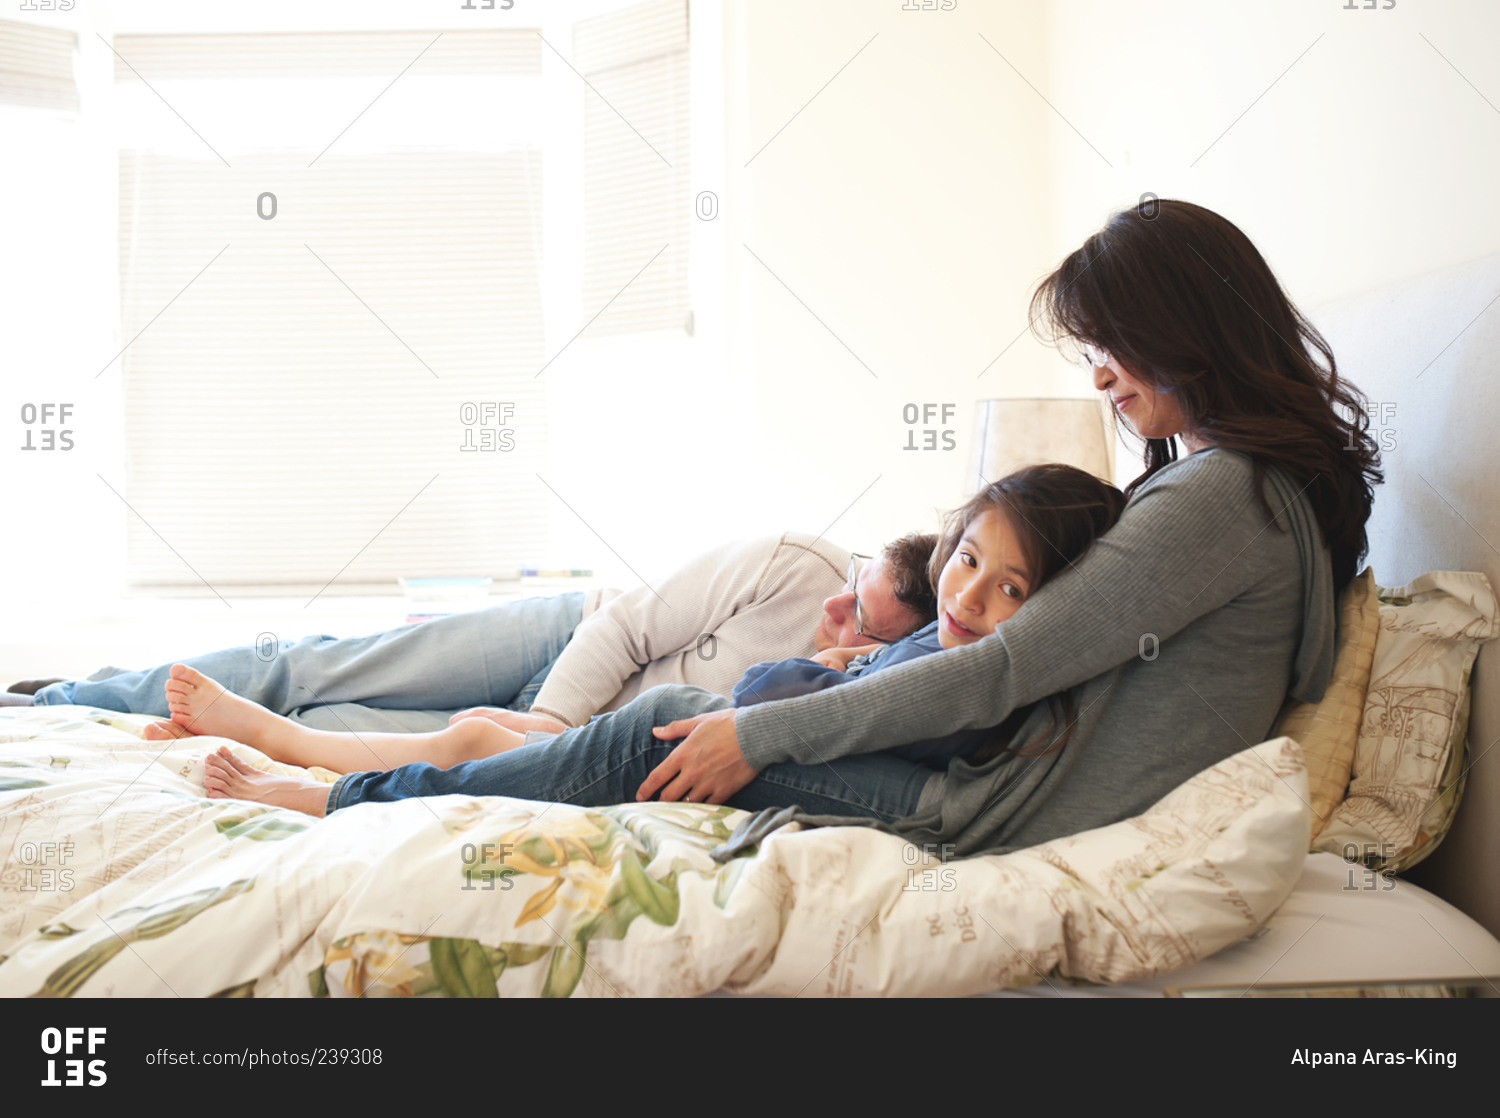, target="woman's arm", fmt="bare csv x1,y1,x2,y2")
643,449,1313,803
731,451,1306,768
